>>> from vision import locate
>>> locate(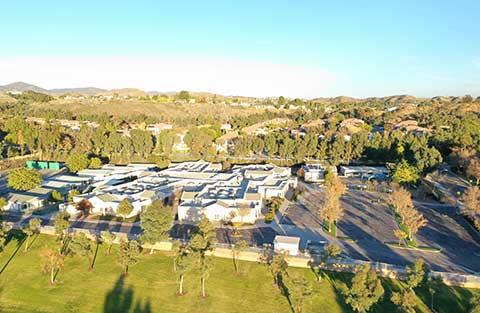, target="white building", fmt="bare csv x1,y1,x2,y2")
274,235,300,256
176,163,296,223
300,164,337,183
71,161,296,222
339,166,390,178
